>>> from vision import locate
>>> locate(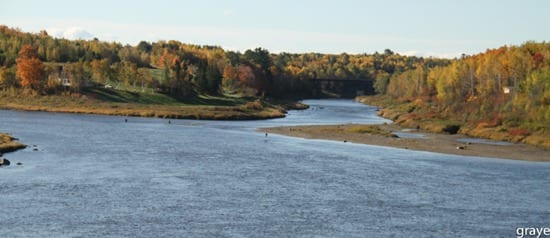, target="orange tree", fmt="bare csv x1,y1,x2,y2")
16,45,44,91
